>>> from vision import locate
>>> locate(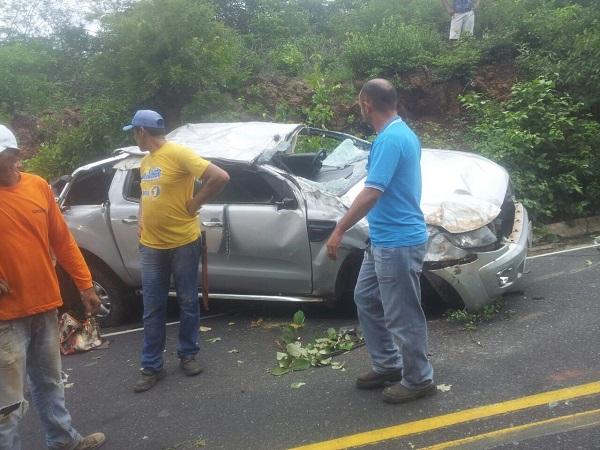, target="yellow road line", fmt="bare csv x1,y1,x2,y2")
422,408,600,449
289,381,600,450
